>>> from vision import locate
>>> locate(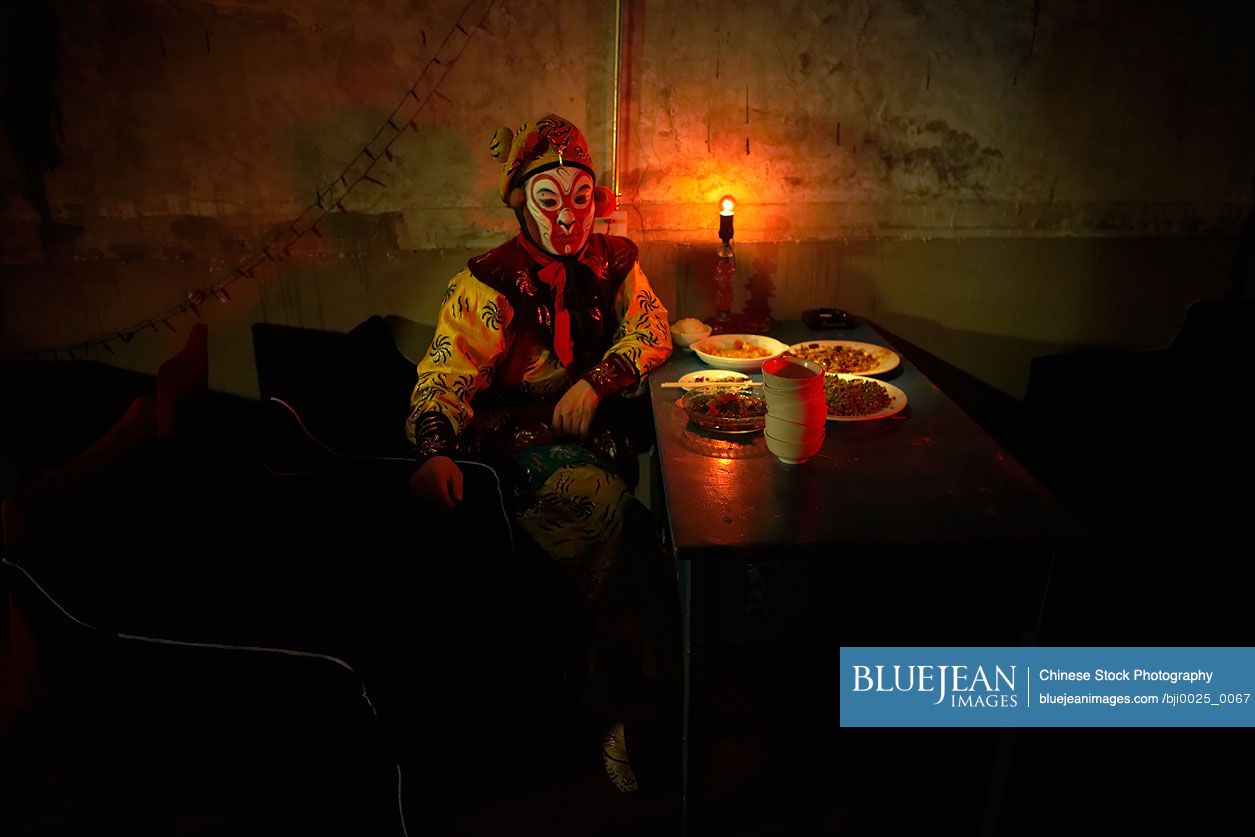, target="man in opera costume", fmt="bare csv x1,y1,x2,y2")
407,114,679,793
